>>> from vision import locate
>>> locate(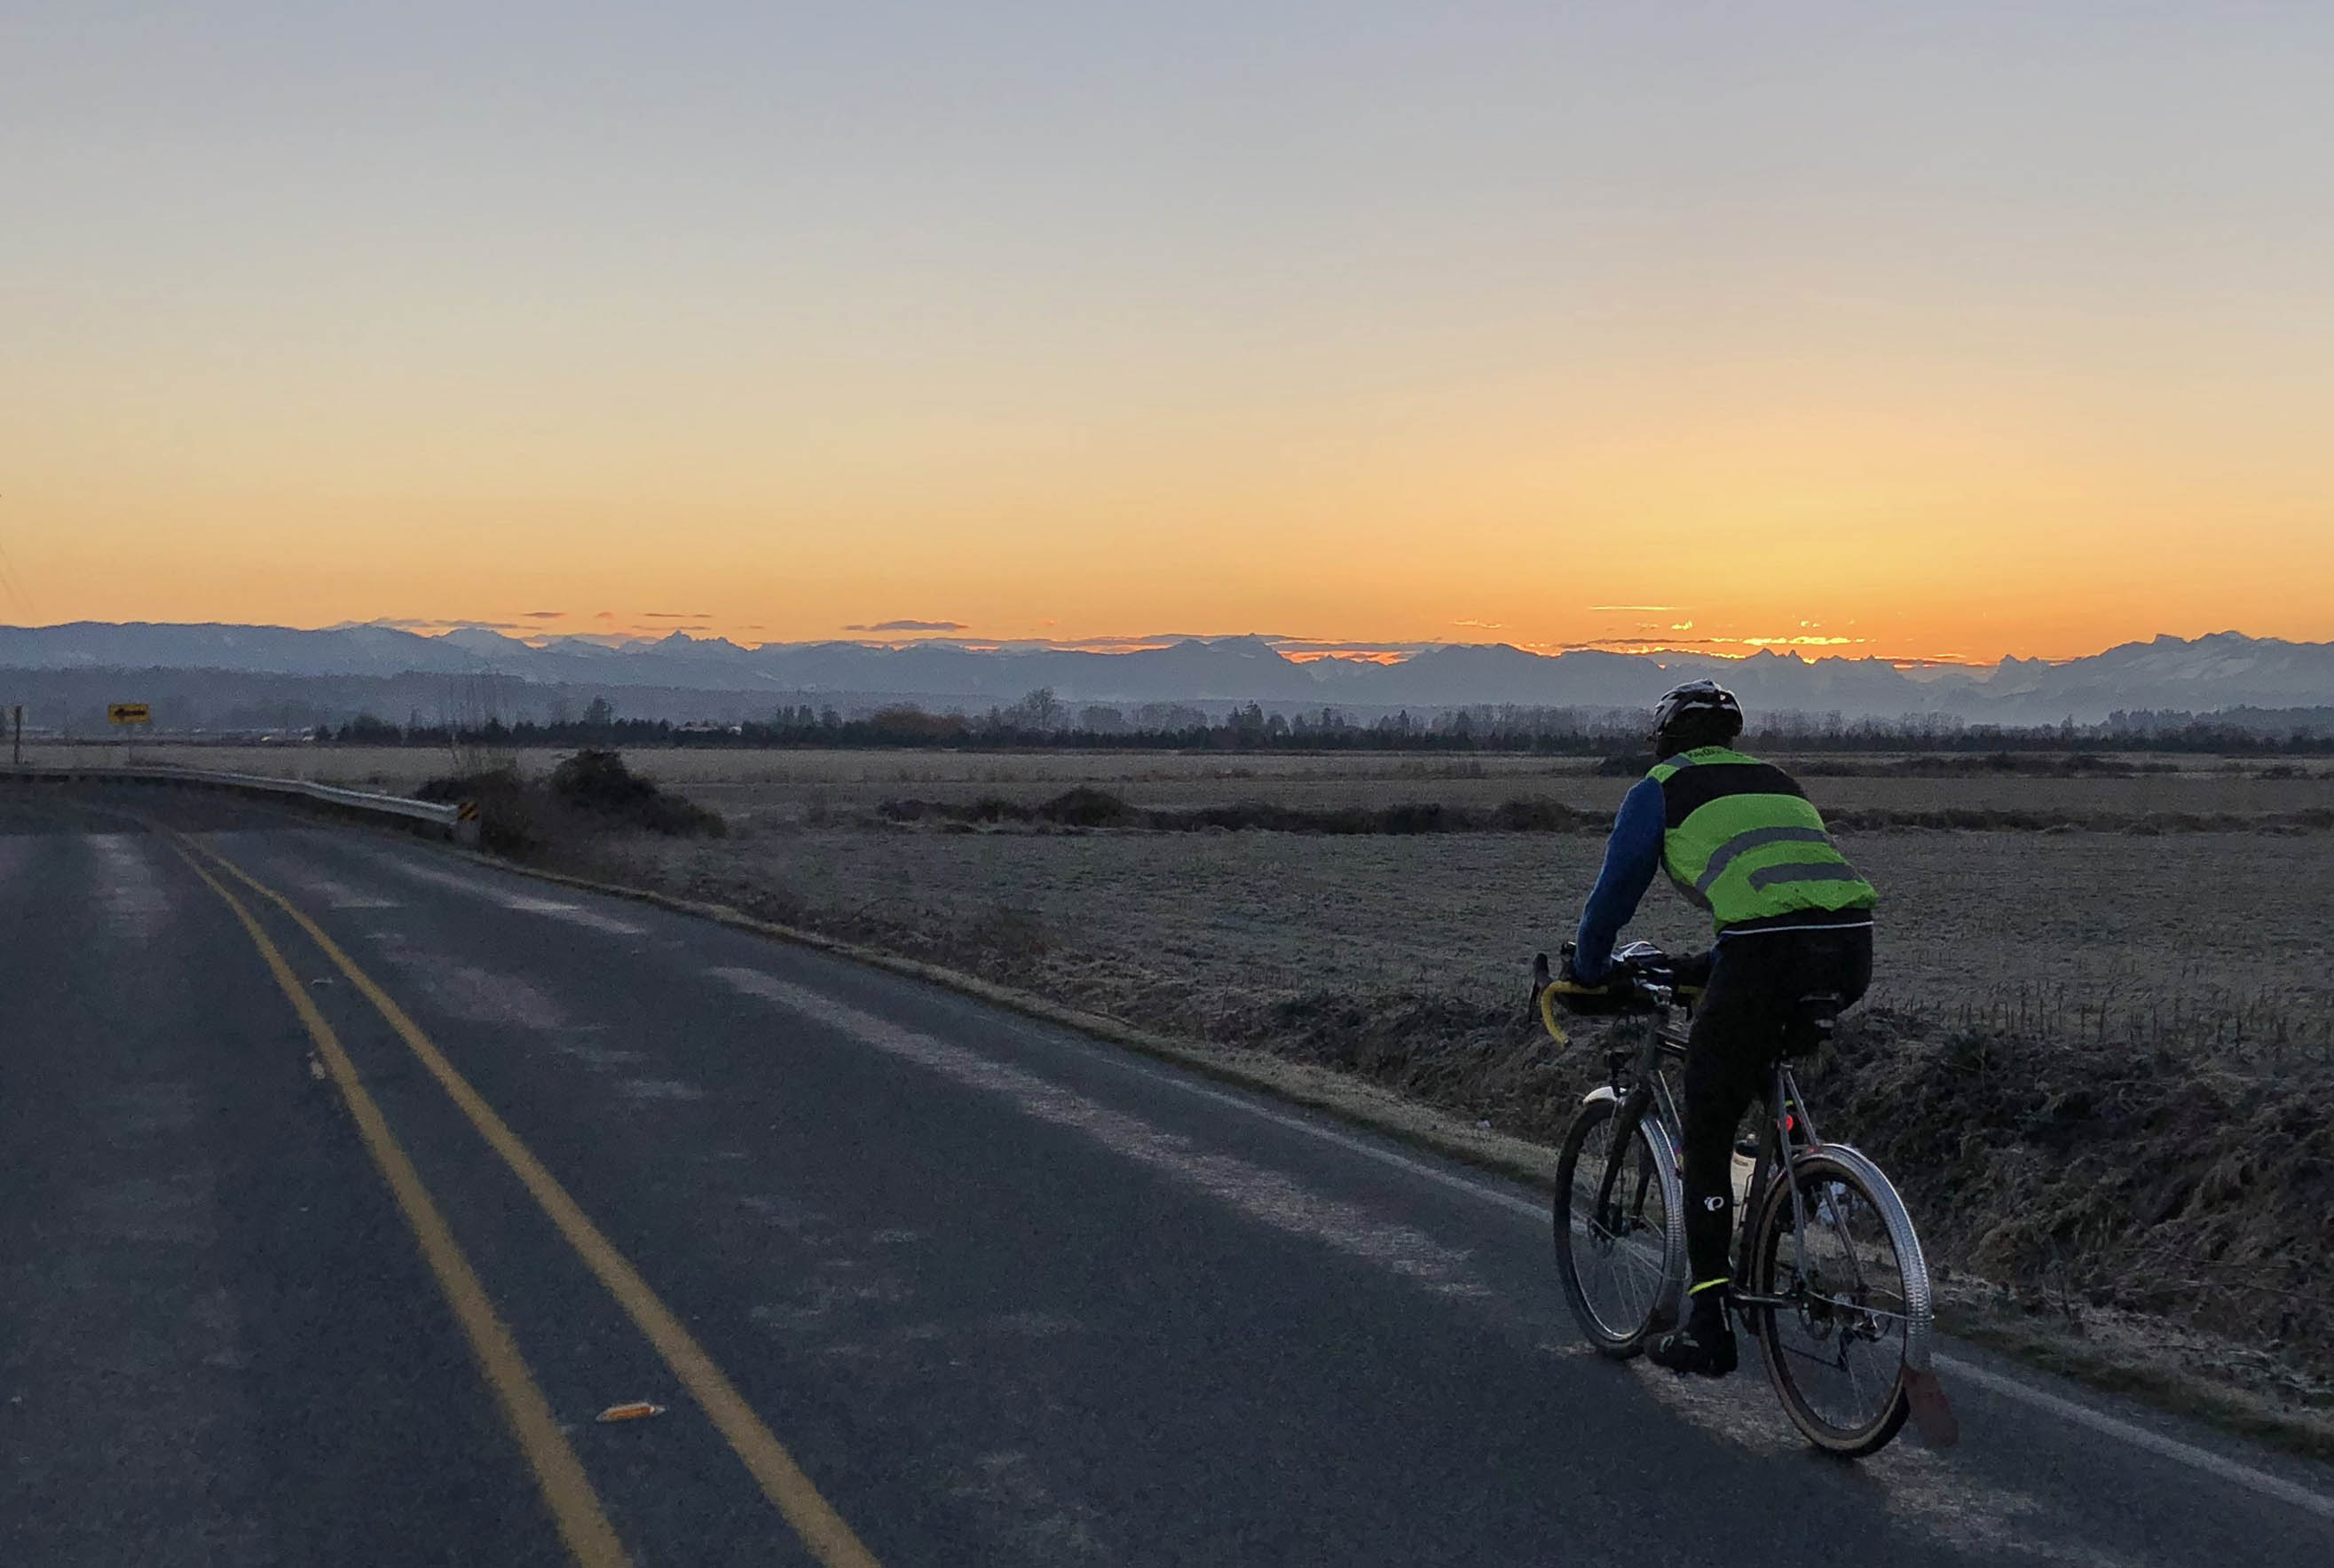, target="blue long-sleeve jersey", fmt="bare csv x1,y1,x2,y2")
1572,776,1666,981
